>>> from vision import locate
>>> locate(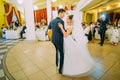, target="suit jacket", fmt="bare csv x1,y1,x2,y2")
48,17,65,46
97,19,109,31
21,26,27,33
15,22,20,27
